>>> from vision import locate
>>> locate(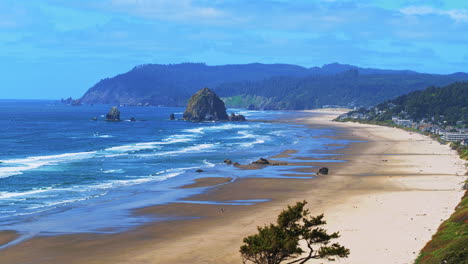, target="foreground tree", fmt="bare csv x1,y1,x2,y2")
240,201,349,264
